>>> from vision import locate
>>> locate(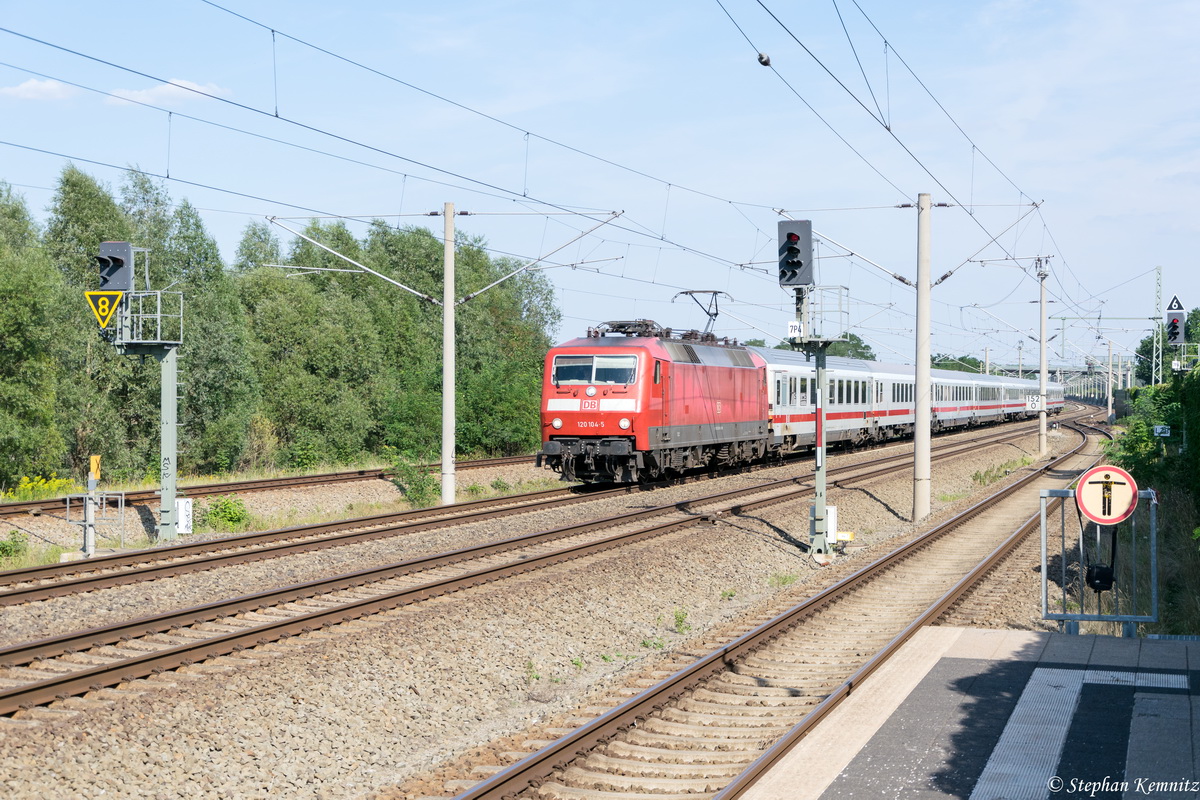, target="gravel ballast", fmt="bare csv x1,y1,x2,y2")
0,425,1074,799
